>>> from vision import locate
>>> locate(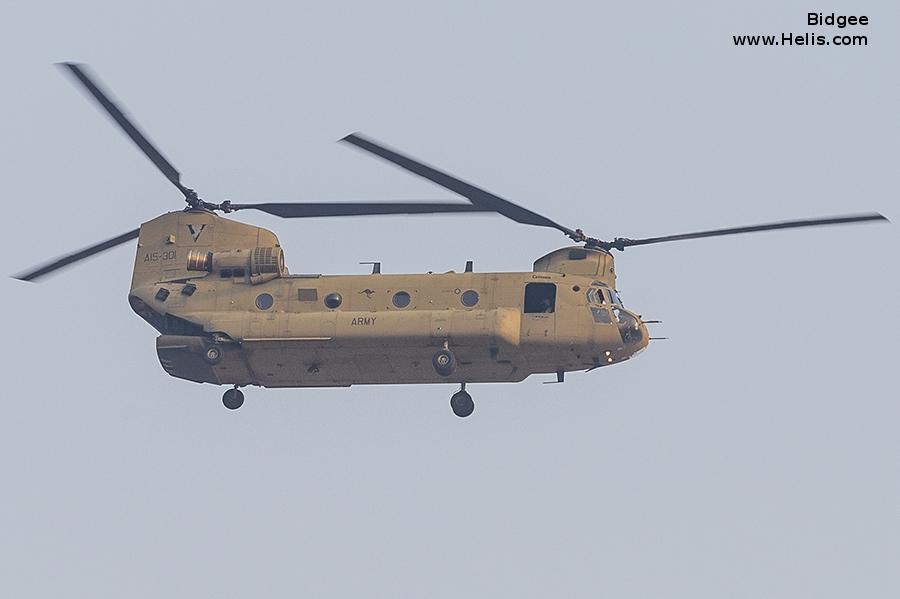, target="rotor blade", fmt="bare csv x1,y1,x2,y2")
59,62,191,198
610,213,889,250
340,133,578,238
13,228,140,282
229,201,494,218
